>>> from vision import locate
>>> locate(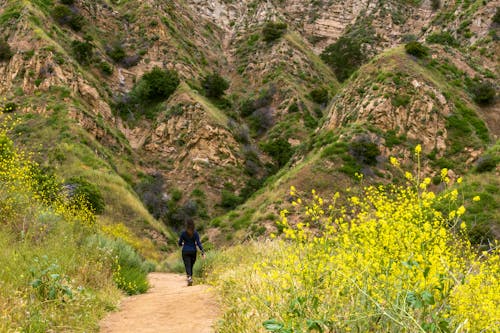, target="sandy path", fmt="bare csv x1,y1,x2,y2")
99,273,219,333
